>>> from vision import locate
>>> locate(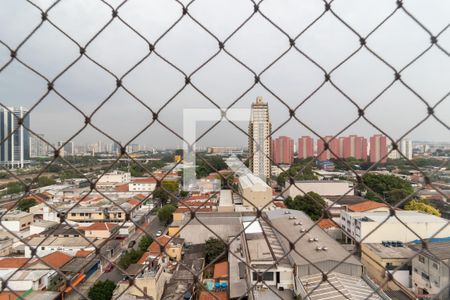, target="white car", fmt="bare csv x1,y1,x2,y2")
155,230,162,237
